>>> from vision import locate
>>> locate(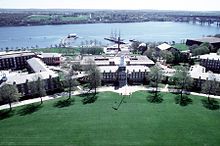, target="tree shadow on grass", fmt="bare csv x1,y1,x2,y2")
81,93,98,105
201,99,220,110
18,103,42,116
175,95,192,106
147,91,163,103
53,98,75,108
0,109,15,120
